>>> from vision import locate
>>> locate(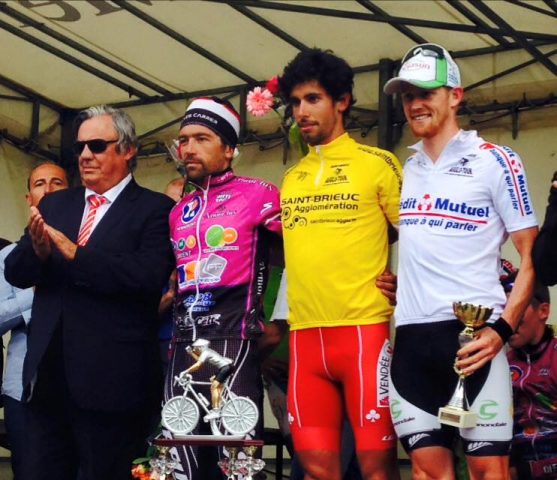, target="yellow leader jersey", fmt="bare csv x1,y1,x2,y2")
281,133,402,330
